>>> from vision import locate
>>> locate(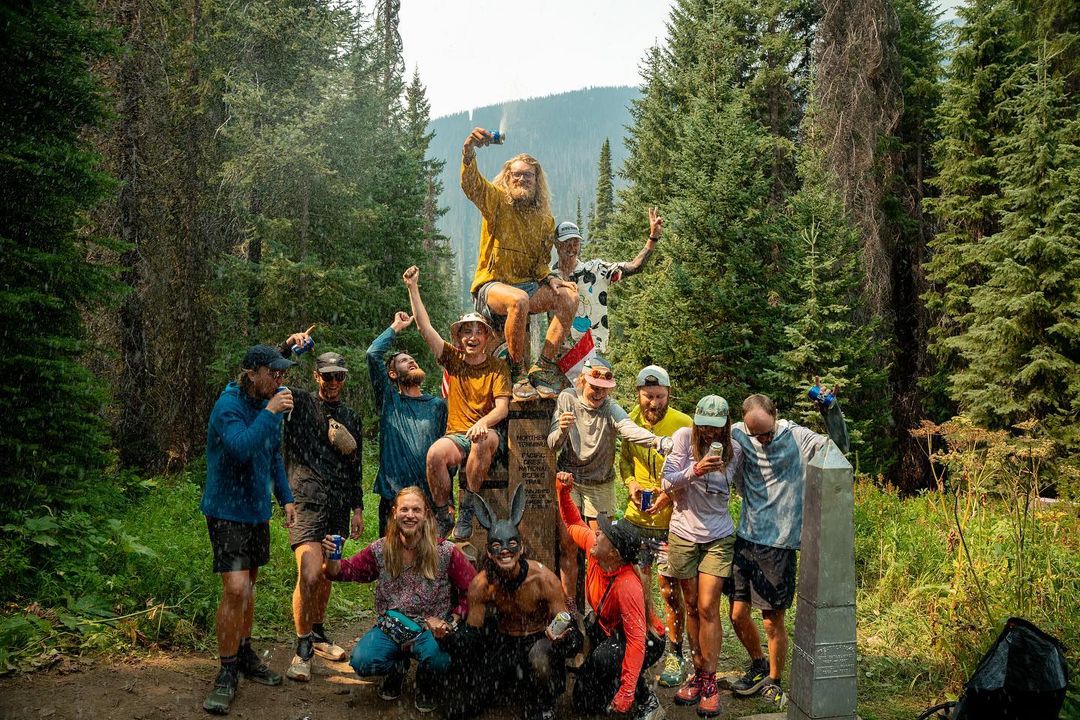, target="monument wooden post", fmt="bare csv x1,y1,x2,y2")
466,397,560,572
787,439,858,720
